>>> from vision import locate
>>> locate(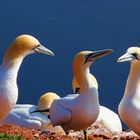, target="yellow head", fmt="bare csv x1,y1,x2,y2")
3,35,54,64
73,49,113,83
72,73,98,94
118,47,140,63
37,92,60,115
